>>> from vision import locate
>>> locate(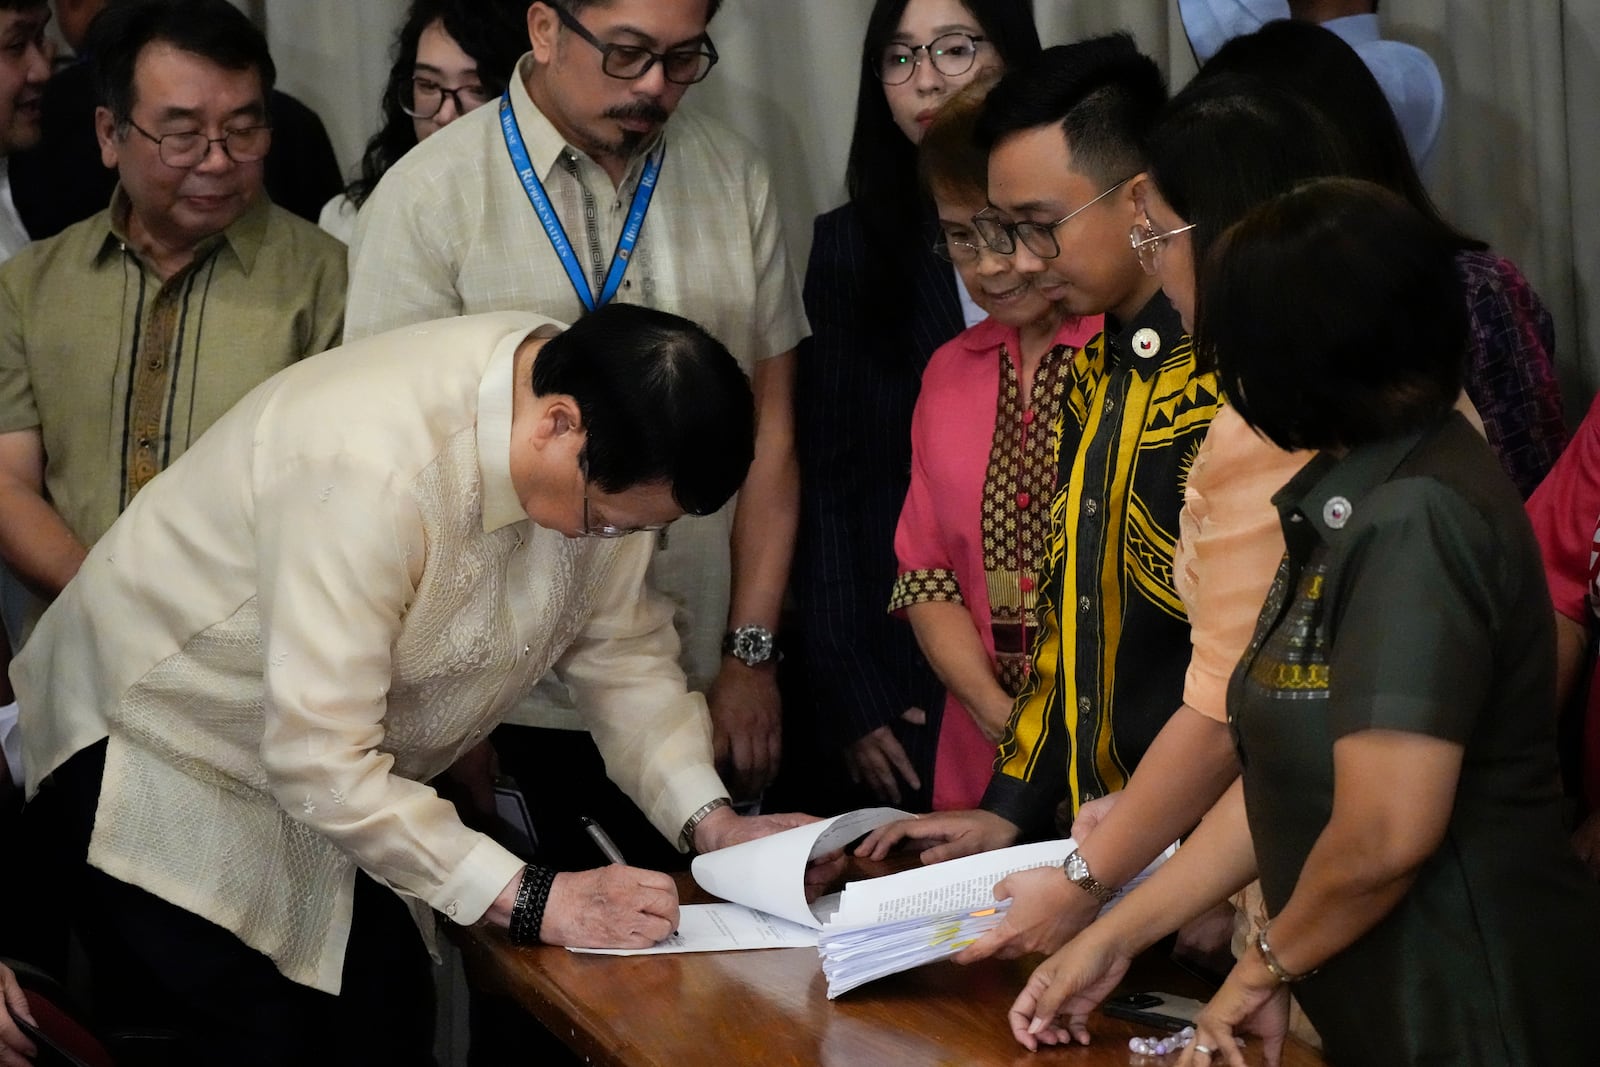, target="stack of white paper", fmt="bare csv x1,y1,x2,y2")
818,900,1011,996
814,837,1175,997
571,806,1175,994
